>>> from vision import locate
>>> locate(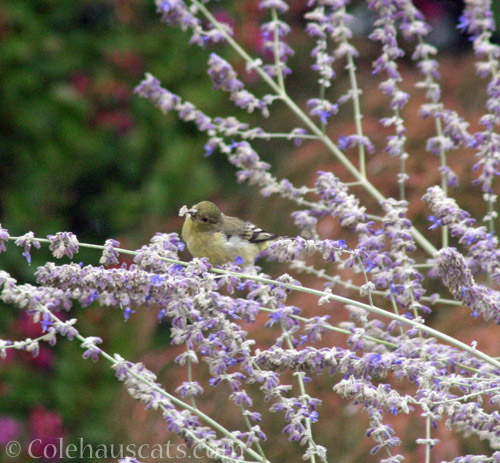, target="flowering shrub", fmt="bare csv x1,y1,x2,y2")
2,1,500,463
